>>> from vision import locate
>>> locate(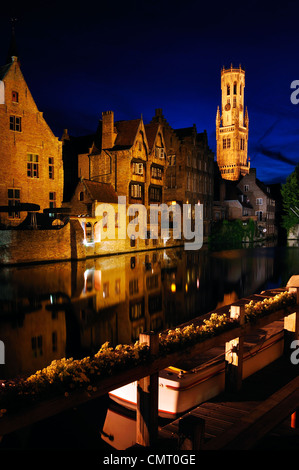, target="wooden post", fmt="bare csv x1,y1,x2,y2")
178,415,205,450
225,304,245,393
136,332,159,447
284,286,299,354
